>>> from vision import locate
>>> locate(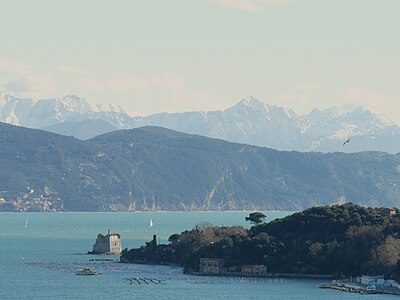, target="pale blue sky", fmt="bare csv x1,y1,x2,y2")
0,0,399,122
